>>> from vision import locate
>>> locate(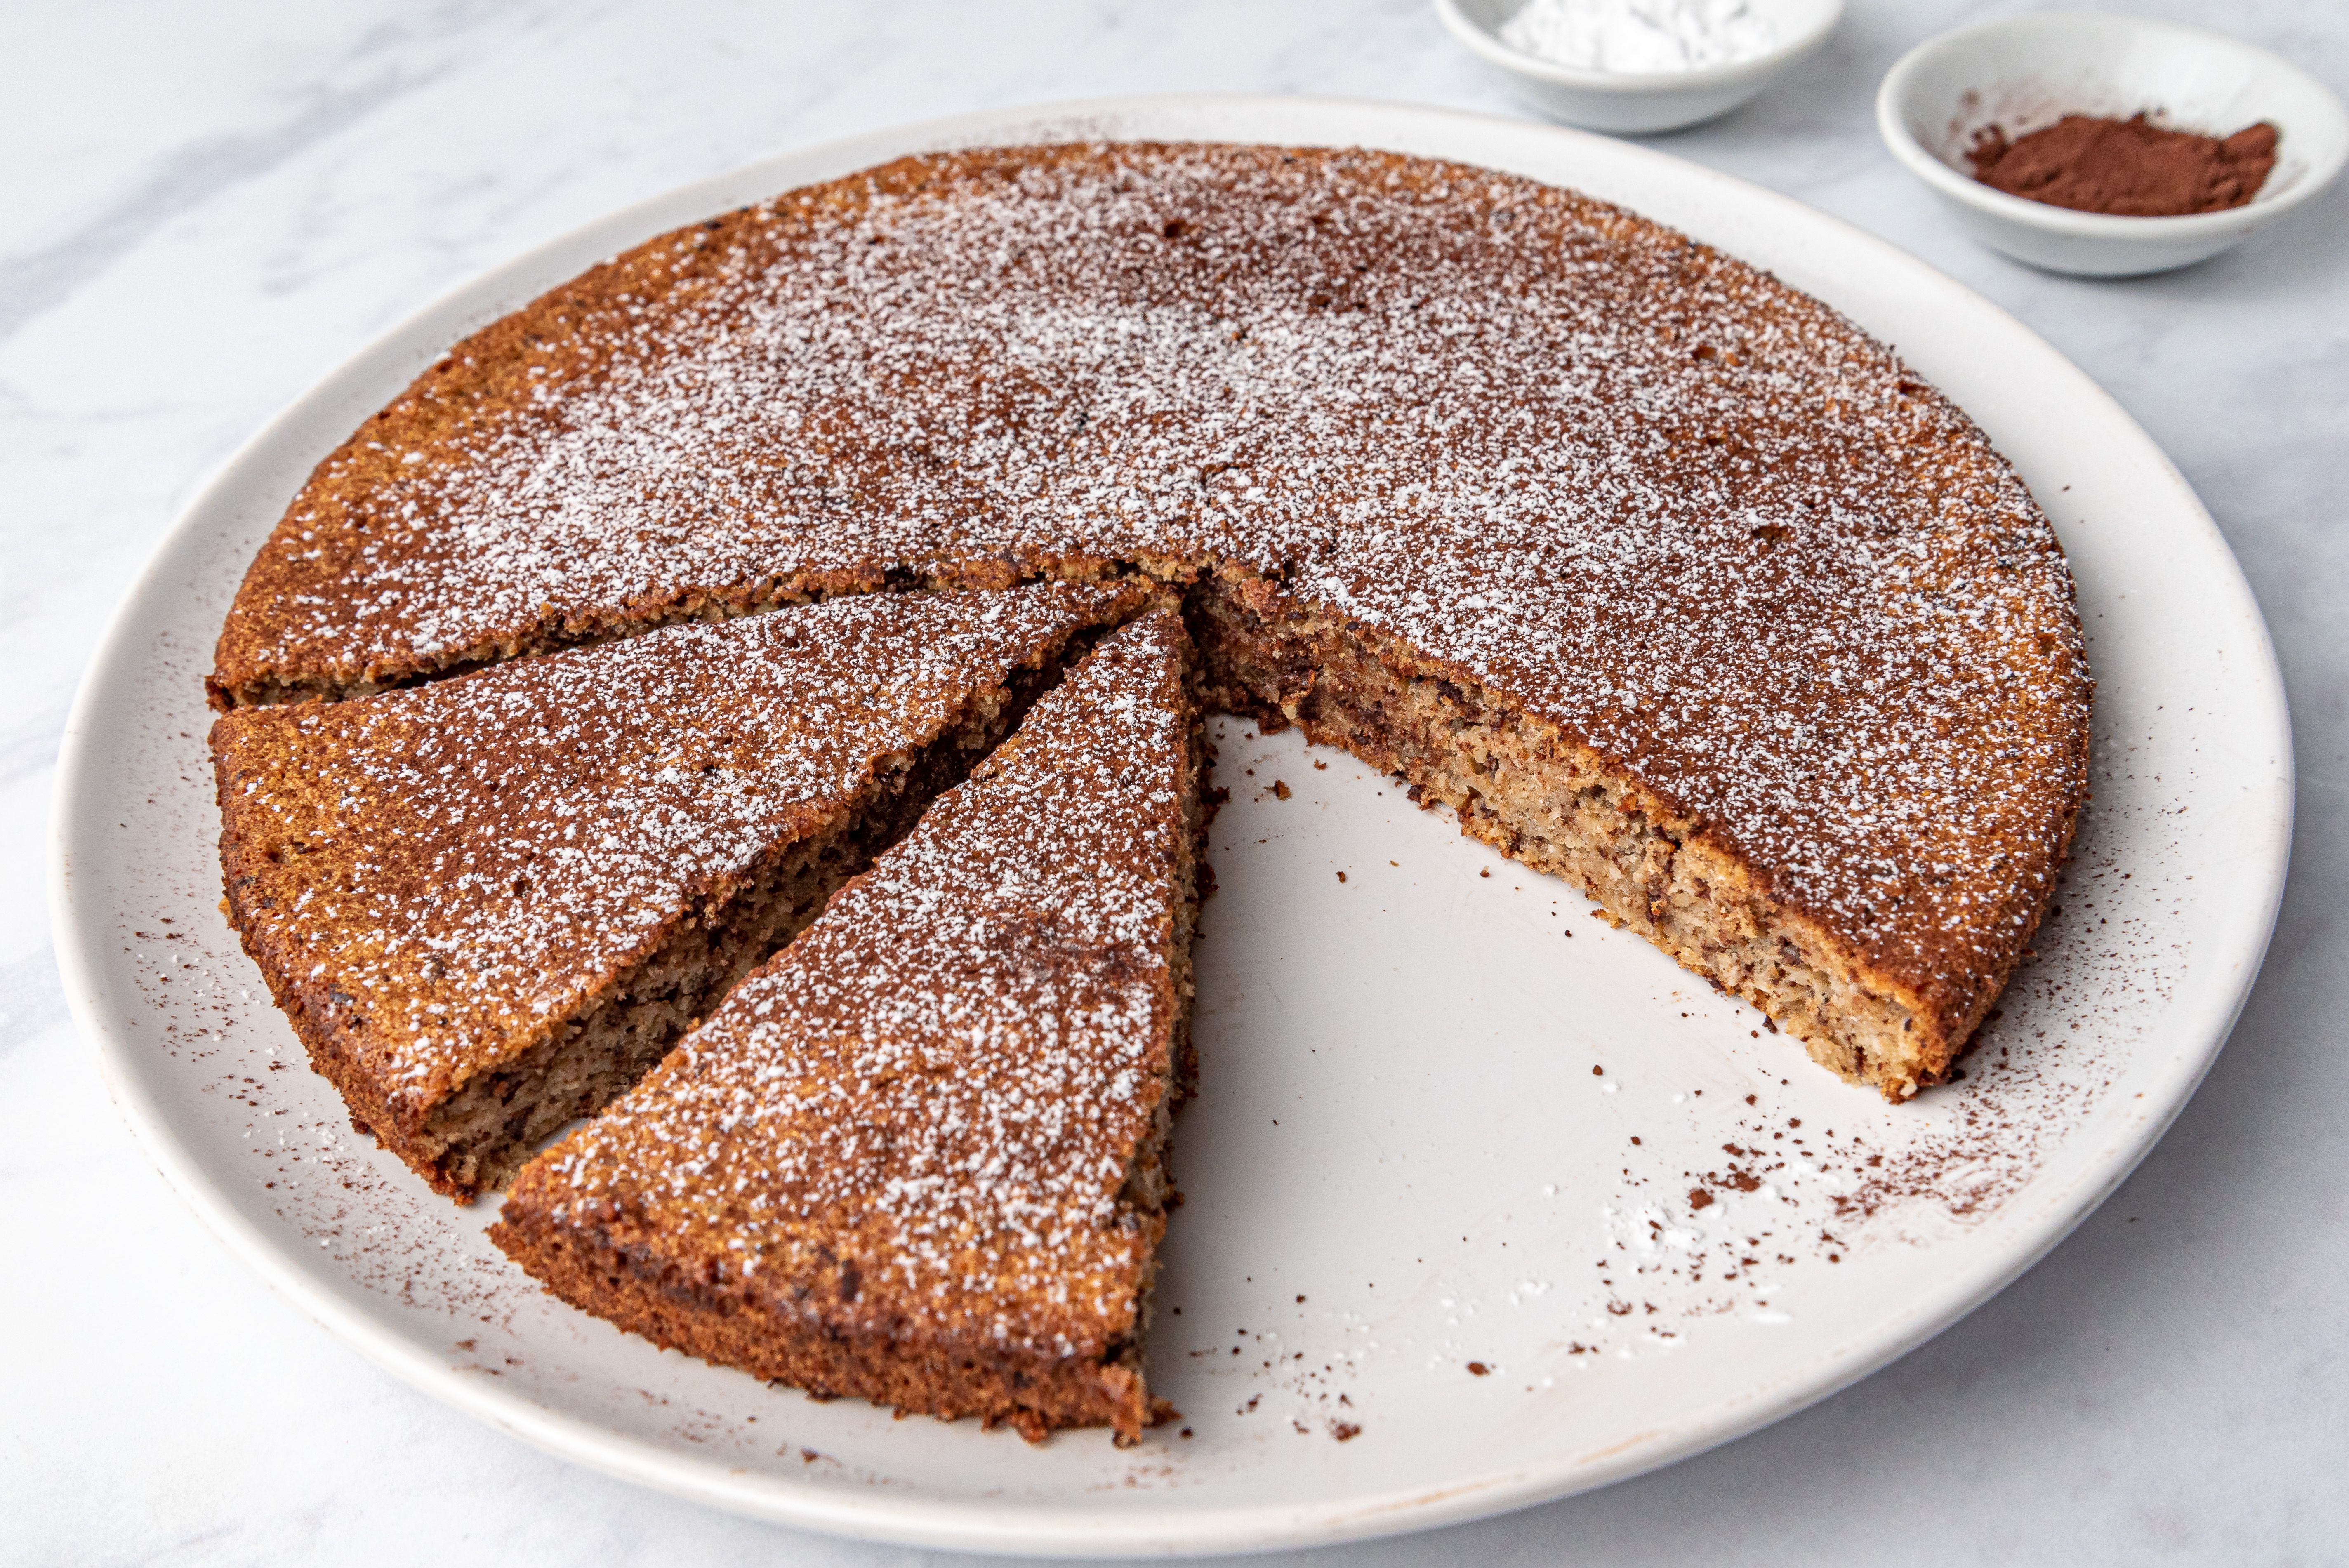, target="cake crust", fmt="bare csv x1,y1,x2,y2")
210,140,2092,1096
492,611,1205,1441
